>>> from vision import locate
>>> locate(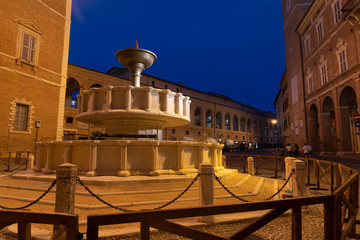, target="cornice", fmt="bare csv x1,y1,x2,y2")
297,0,325,34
